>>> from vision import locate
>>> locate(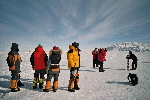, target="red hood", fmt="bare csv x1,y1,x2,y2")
35,47,45,52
